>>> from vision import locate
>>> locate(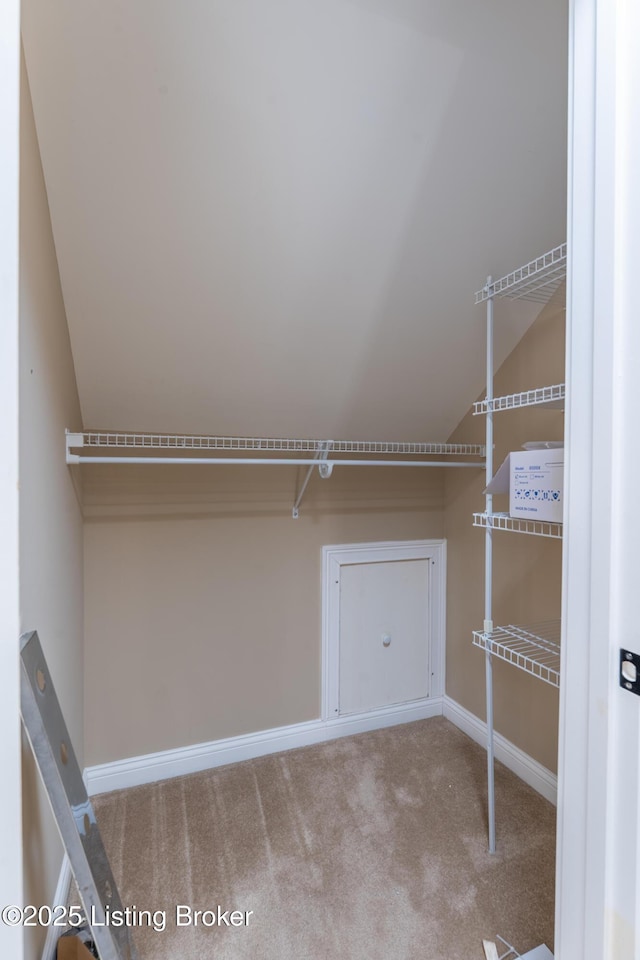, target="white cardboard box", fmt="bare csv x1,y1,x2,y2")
485,448,564,523
520,946,554,960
